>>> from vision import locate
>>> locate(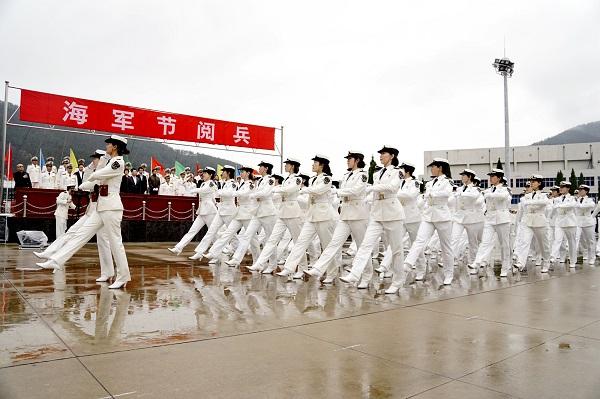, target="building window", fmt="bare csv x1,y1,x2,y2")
479,180,488,189
583,176,594,186
511,194,521,205
453,179,462,186
514,178,528,188
542,178,556,187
